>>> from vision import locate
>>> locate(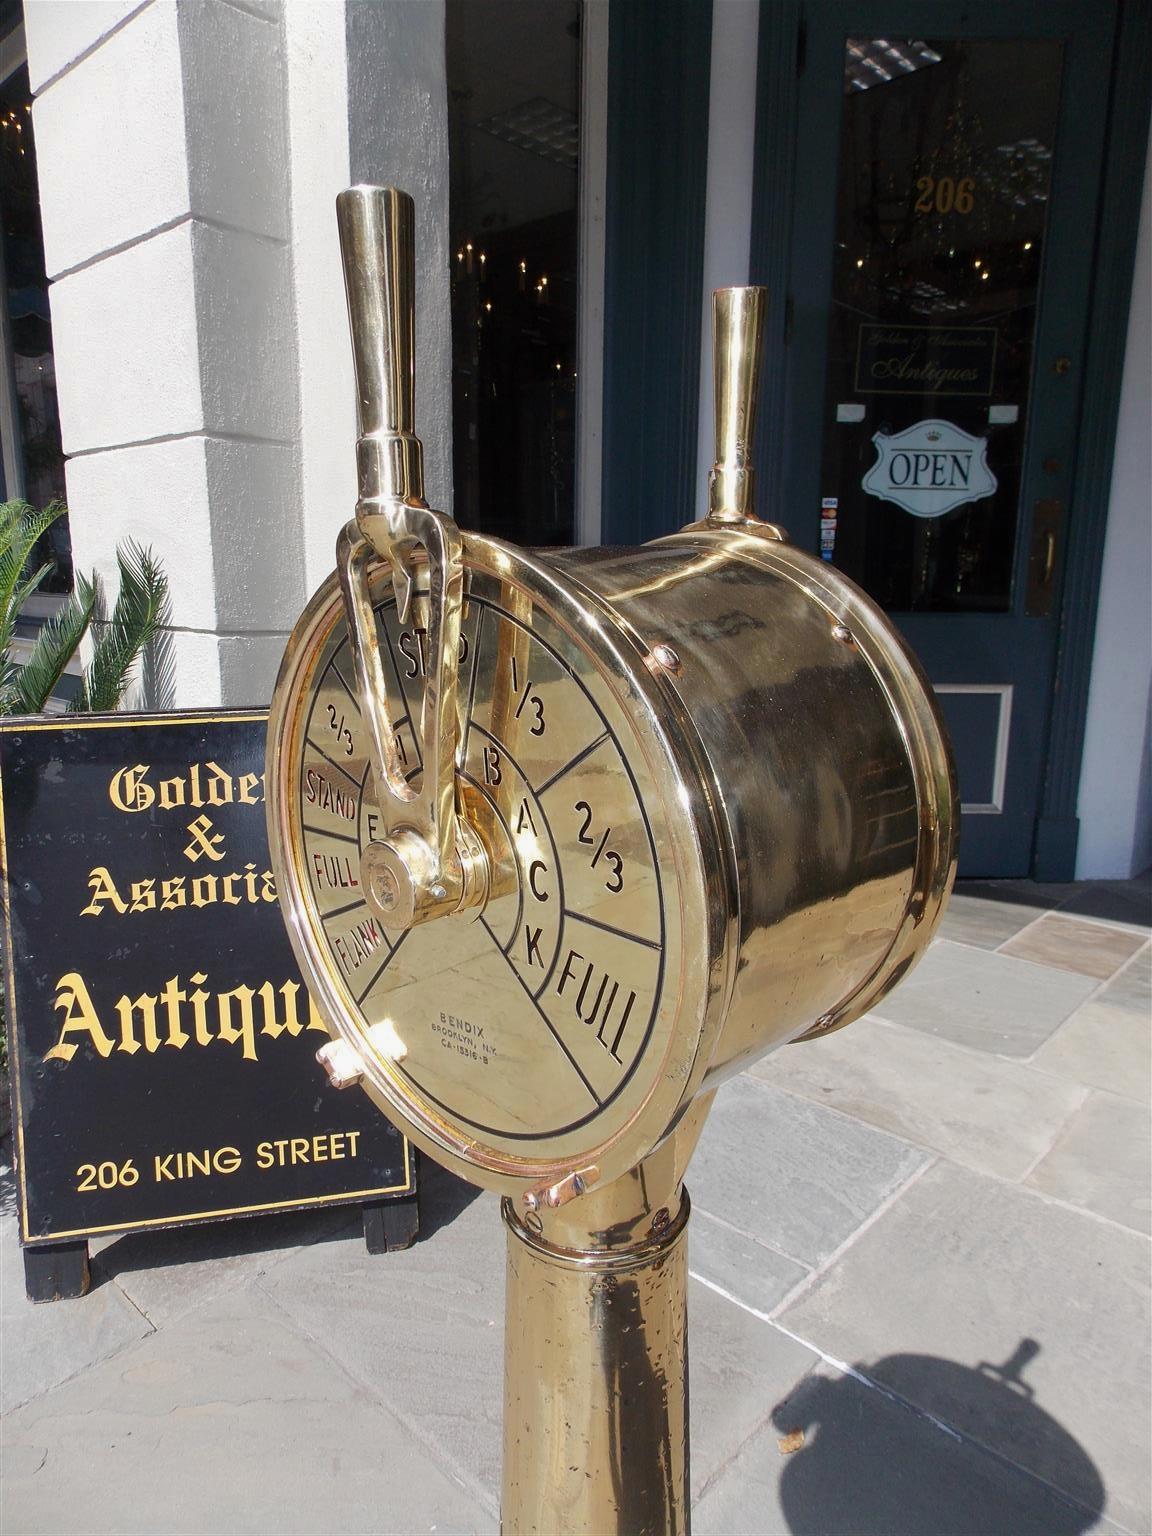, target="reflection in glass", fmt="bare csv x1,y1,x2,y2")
0,61,69,587
446,1,581,547
820,39,1063,612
